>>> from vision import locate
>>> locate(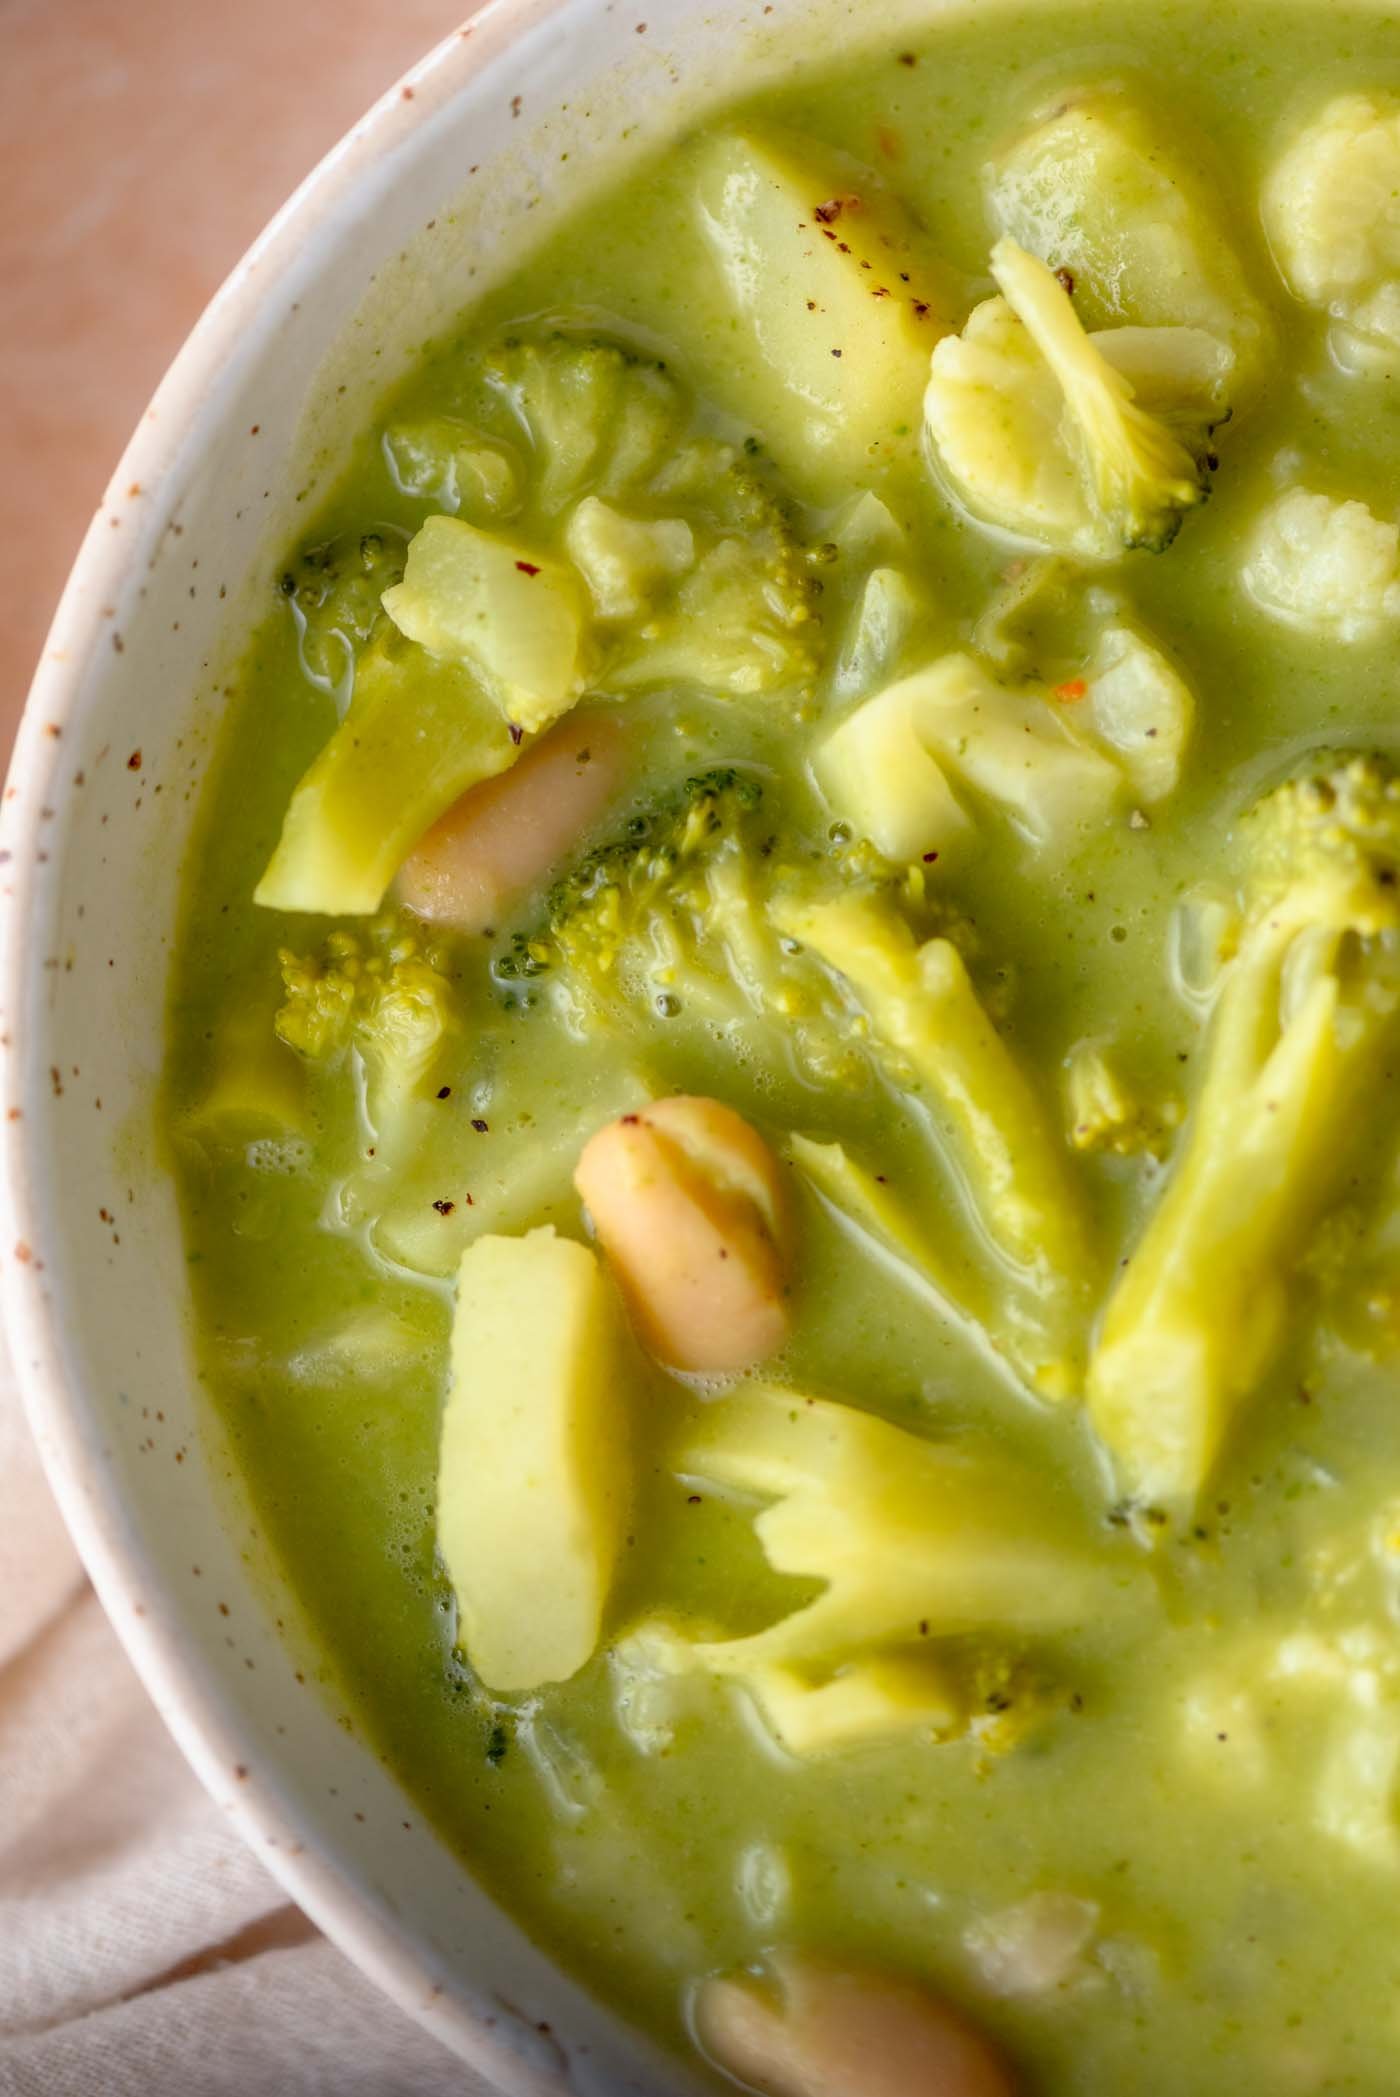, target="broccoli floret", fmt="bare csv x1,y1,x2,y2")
606,460,825,699
277,922,455,1158
769,886,1096,1398
382,416,523,523
281,529,405,700
617,1384,1107,1758
1088,754,1400,1506
483,334,685,513
501,768,792,1031
924,238,1216,560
